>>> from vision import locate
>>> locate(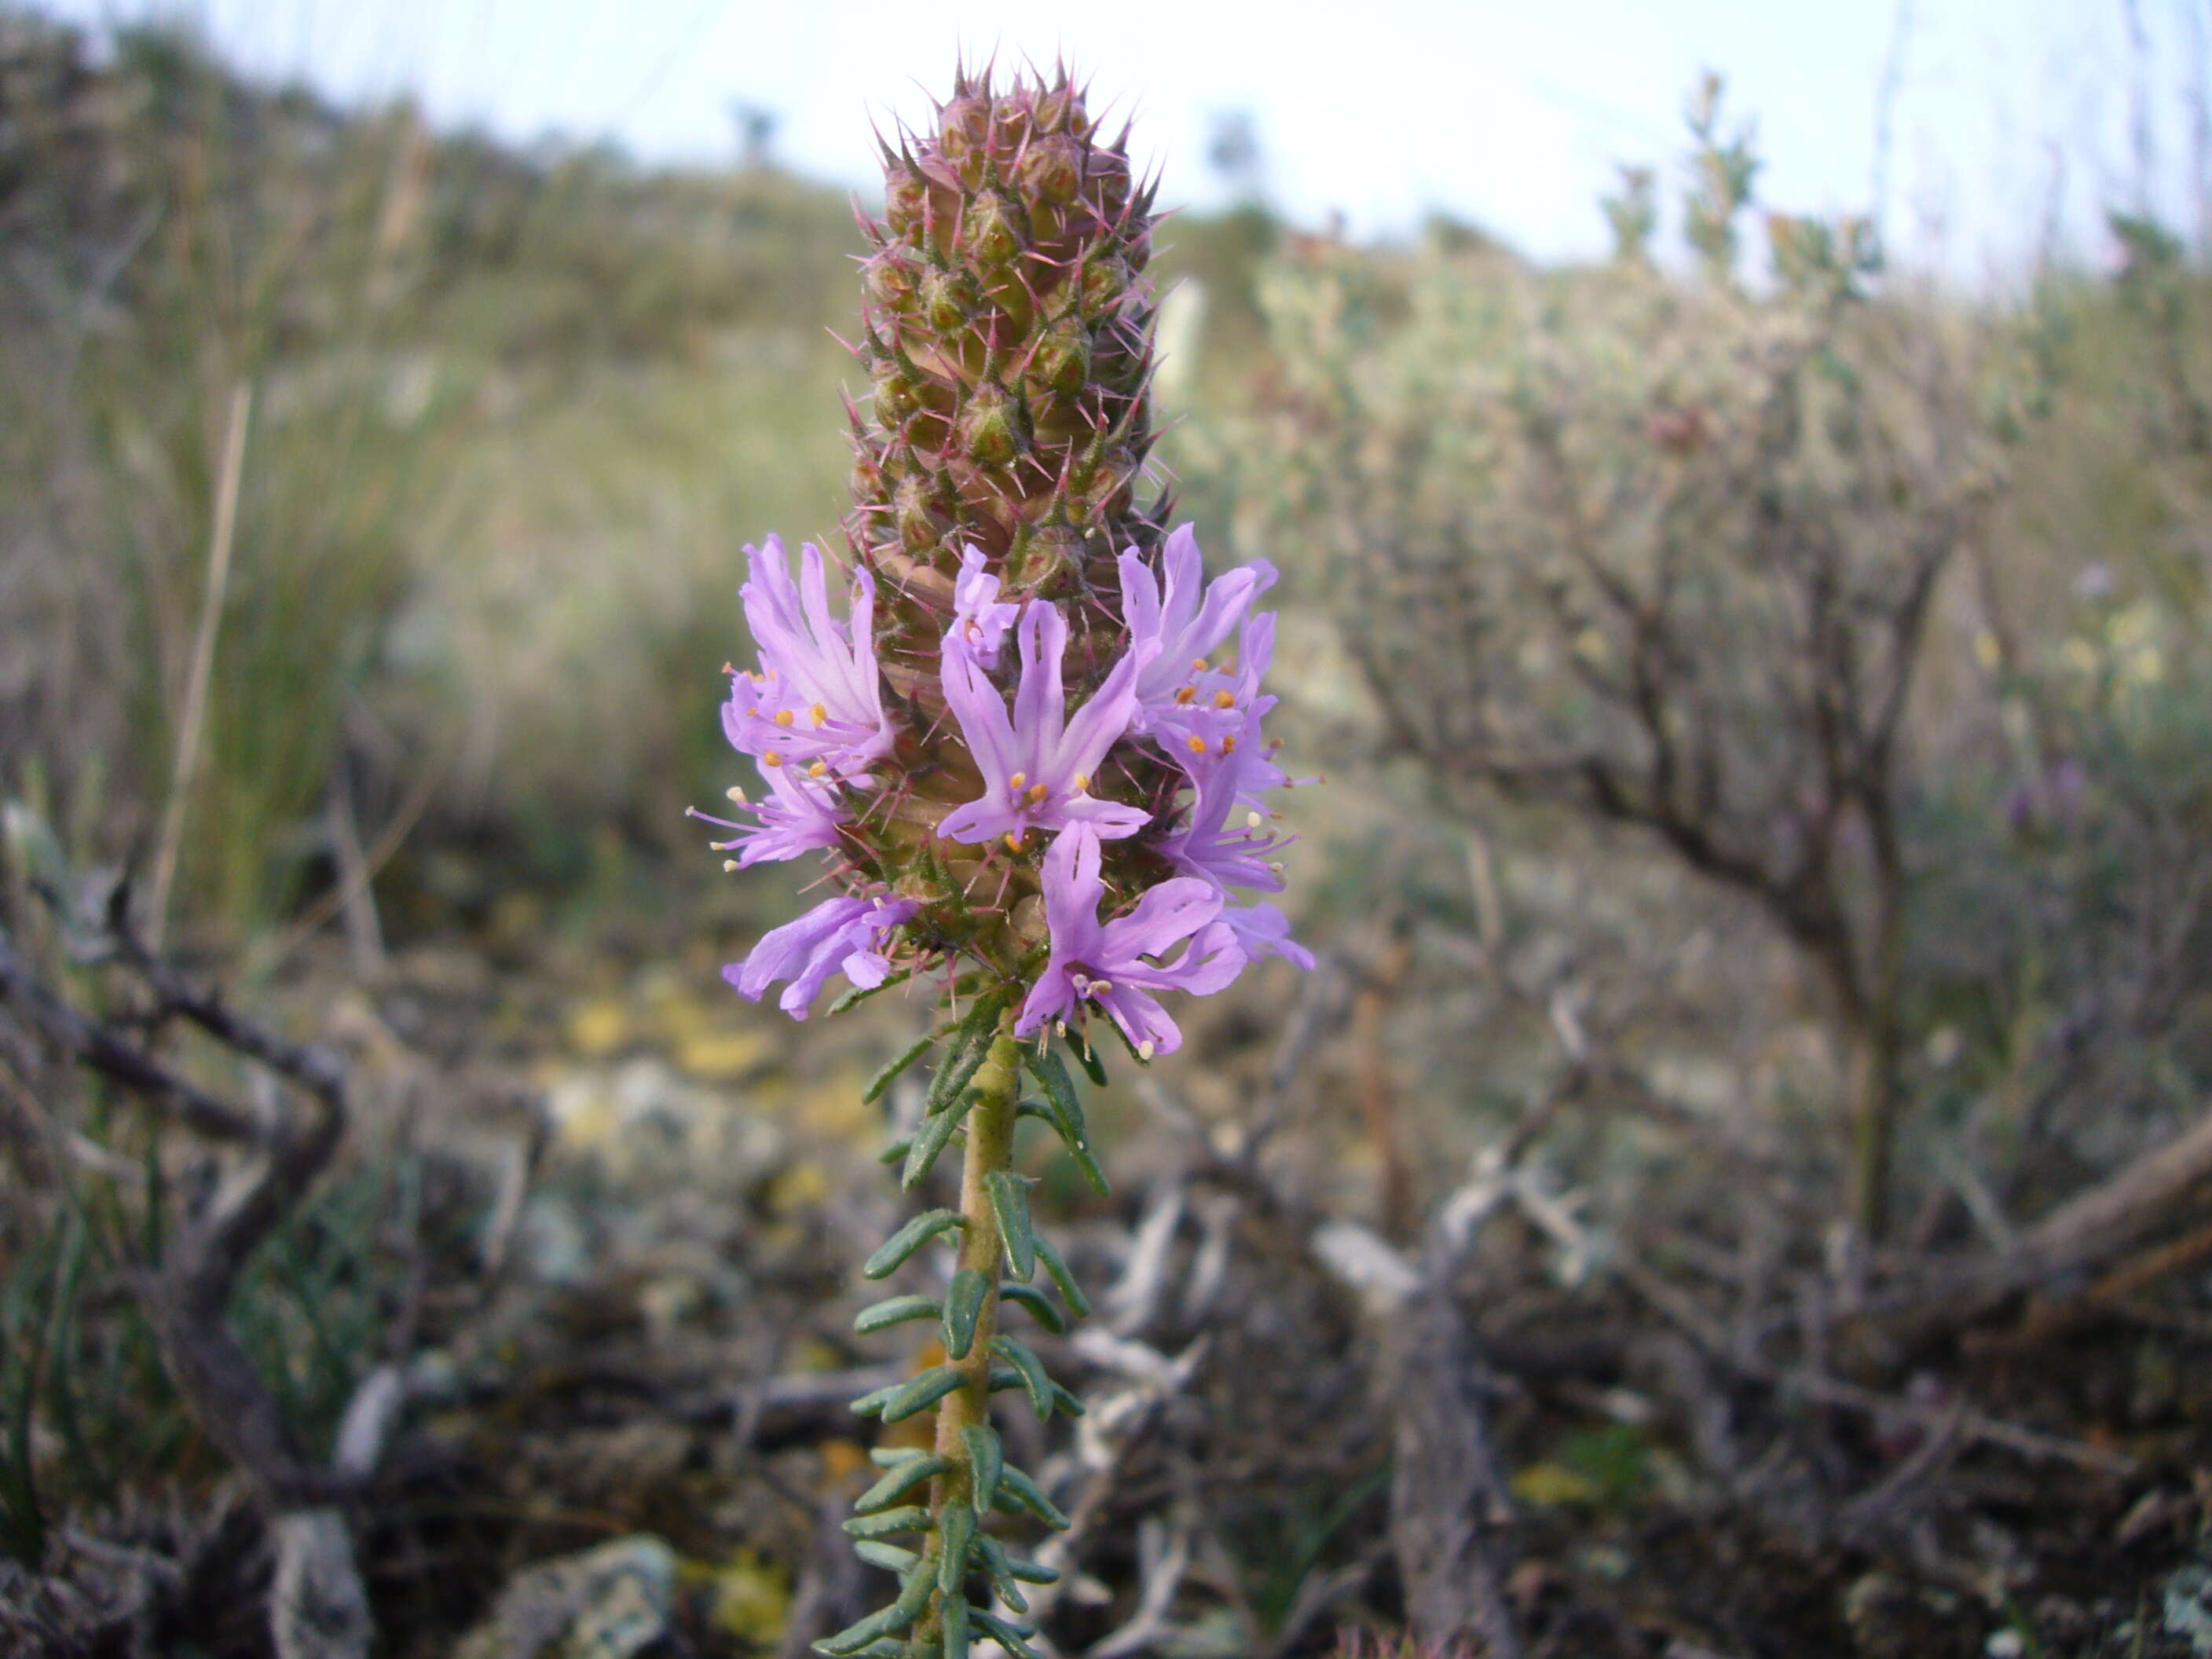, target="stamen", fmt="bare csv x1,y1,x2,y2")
722,859,739,872
1244,810,1263,830
1174,686,1198,705
1185,735,1207,754
1222,734,1239,753
727,786,749,804
1004,830,1025,853
1268,861,1285,875
1026,782,1049,804
1072,772,1090,792
1213,690,1236,709
1137,1038,1156,1060
773,709,794,727
808,760,829,778
1007,769,1027,792
810,701,827,726
764,750,784,767
1190,657,1207,672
